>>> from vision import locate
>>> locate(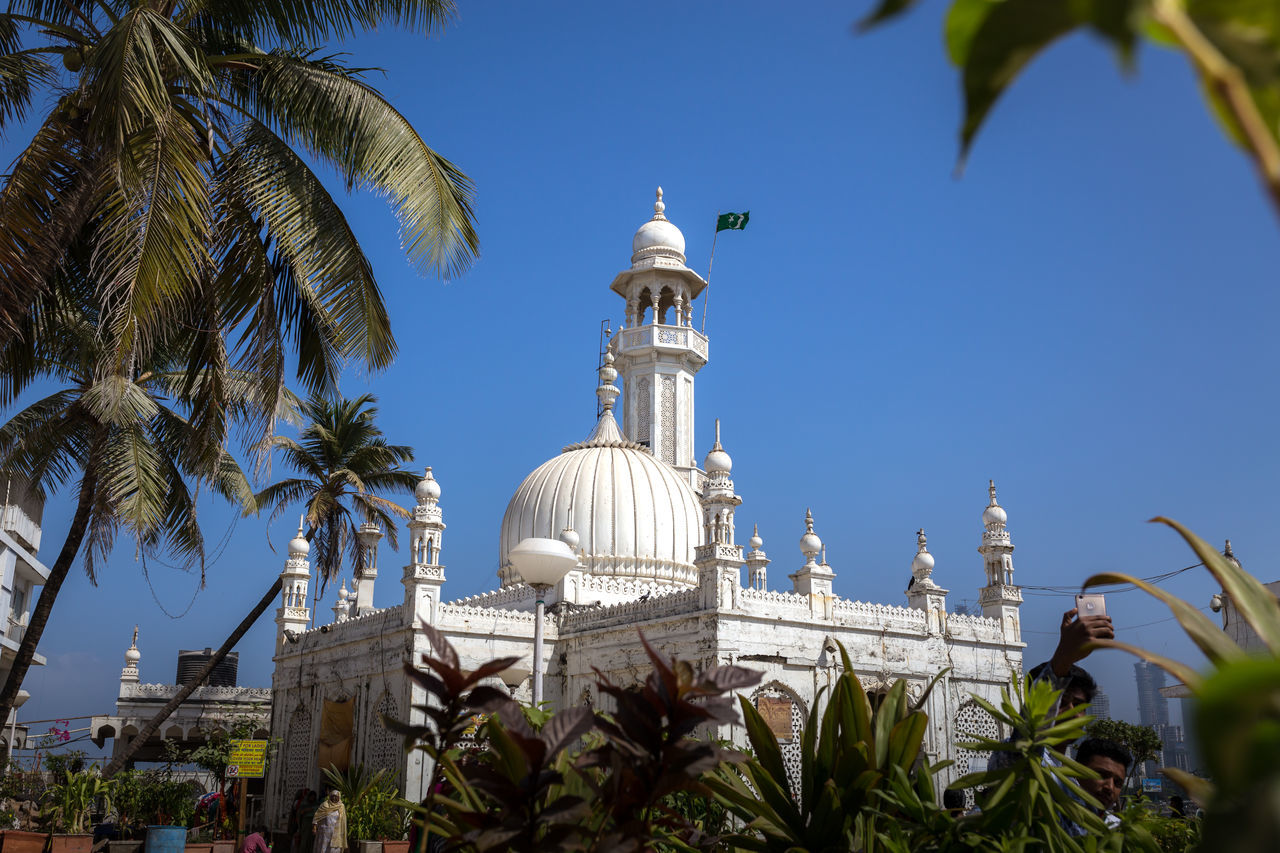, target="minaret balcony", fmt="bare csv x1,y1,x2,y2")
616,324,709,363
